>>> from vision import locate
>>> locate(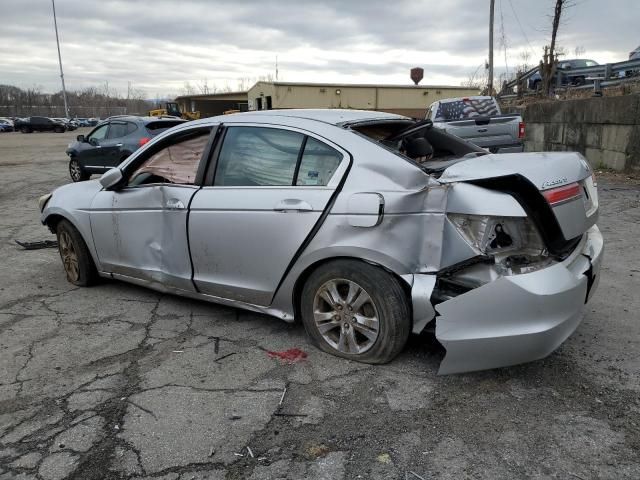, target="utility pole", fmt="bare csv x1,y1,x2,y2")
488,0,495,95
51,0,69,118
